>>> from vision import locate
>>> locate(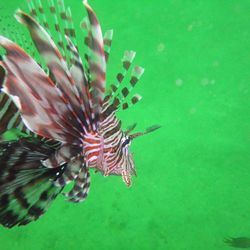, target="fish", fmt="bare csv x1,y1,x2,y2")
0,0,160,228
224,237,250,248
